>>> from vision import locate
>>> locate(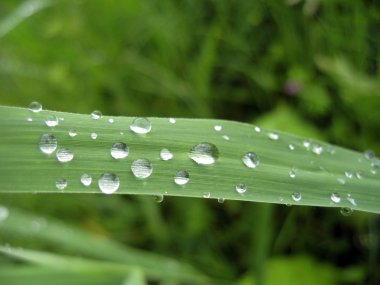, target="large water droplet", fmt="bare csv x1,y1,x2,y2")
189,143,219,165
242,152,260,169
214,125,222,132
98,173,120,194
56,148,74,163
28,101,42,113
91,110,102,119
235,183,247,194
45,115,59,127
130,117,152,134
110,142,129,159
131,159,153,179
108,118,114,123
174,170,189,185
312,144,323,155
203,192,211,198
340,207,353,216
160,148,173,161
56,178,67,190
0,206,9,222
330,192,341,203
80,173,92,187
169,118,176,124
291,192,302,202
268,132,279,140
39,134,57,154
90,133,98,140
68,129,77,137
